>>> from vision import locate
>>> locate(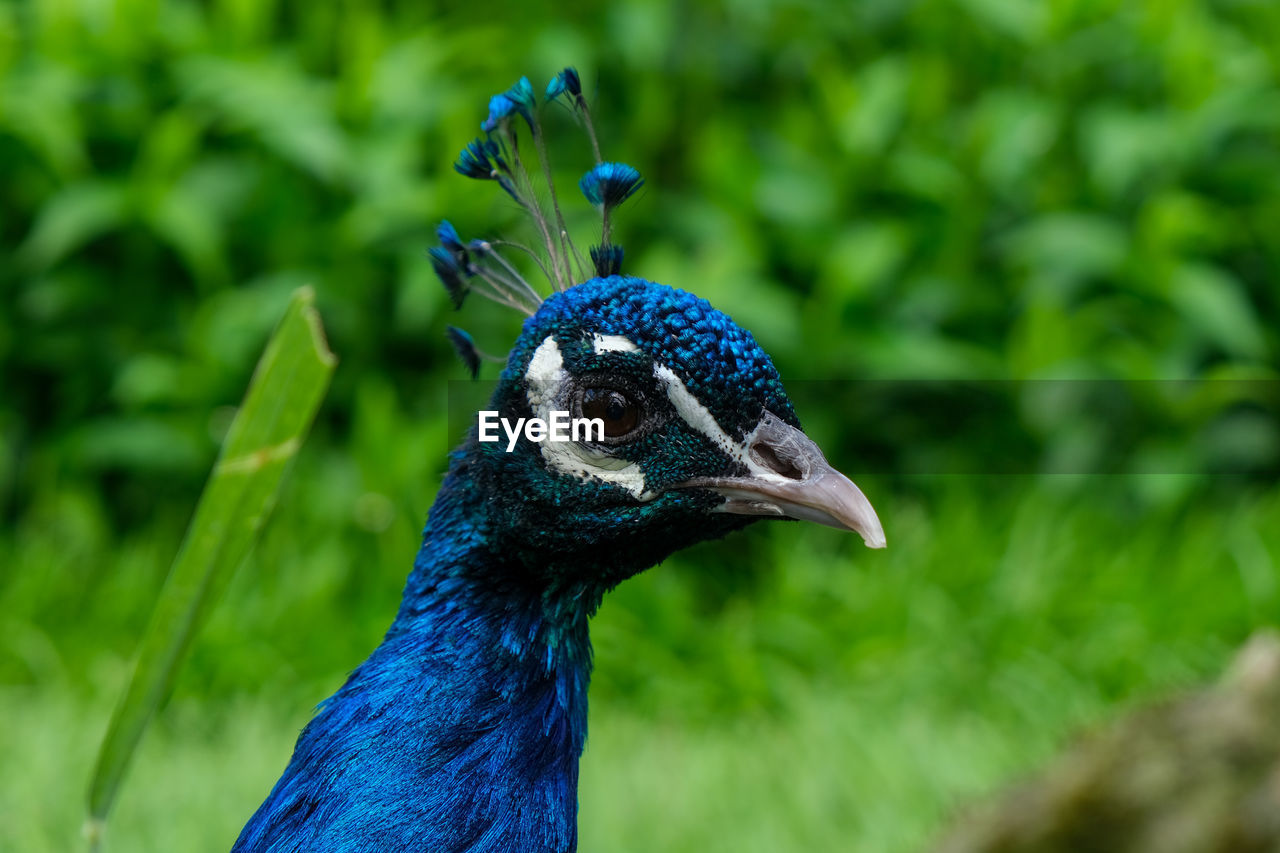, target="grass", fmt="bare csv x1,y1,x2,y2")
2,478,1276,852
